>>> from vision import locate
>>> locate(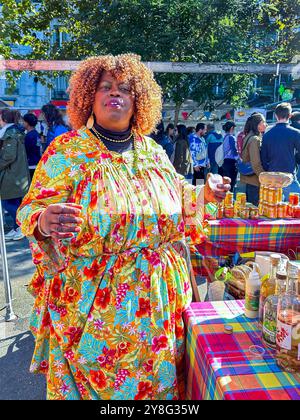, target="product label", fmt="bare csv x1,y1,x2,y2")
262,306,277,346
245,291,259,312
276,319,292,350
